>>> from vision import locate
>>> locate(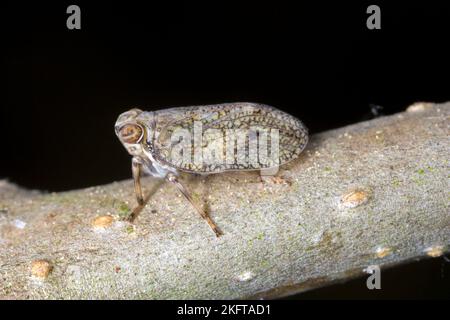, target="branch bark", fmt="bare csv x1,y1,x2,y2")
1,102,449,299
